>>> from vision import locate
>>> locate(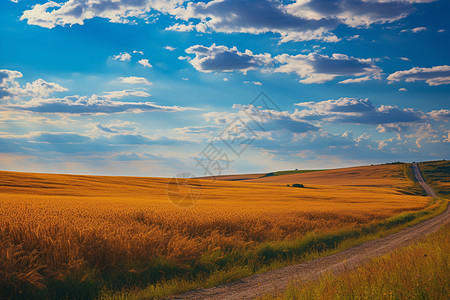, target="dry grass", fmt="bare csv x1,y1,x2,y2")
0,164,433,298
420,160,450,197
277,222,450,300
242,164,413,188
